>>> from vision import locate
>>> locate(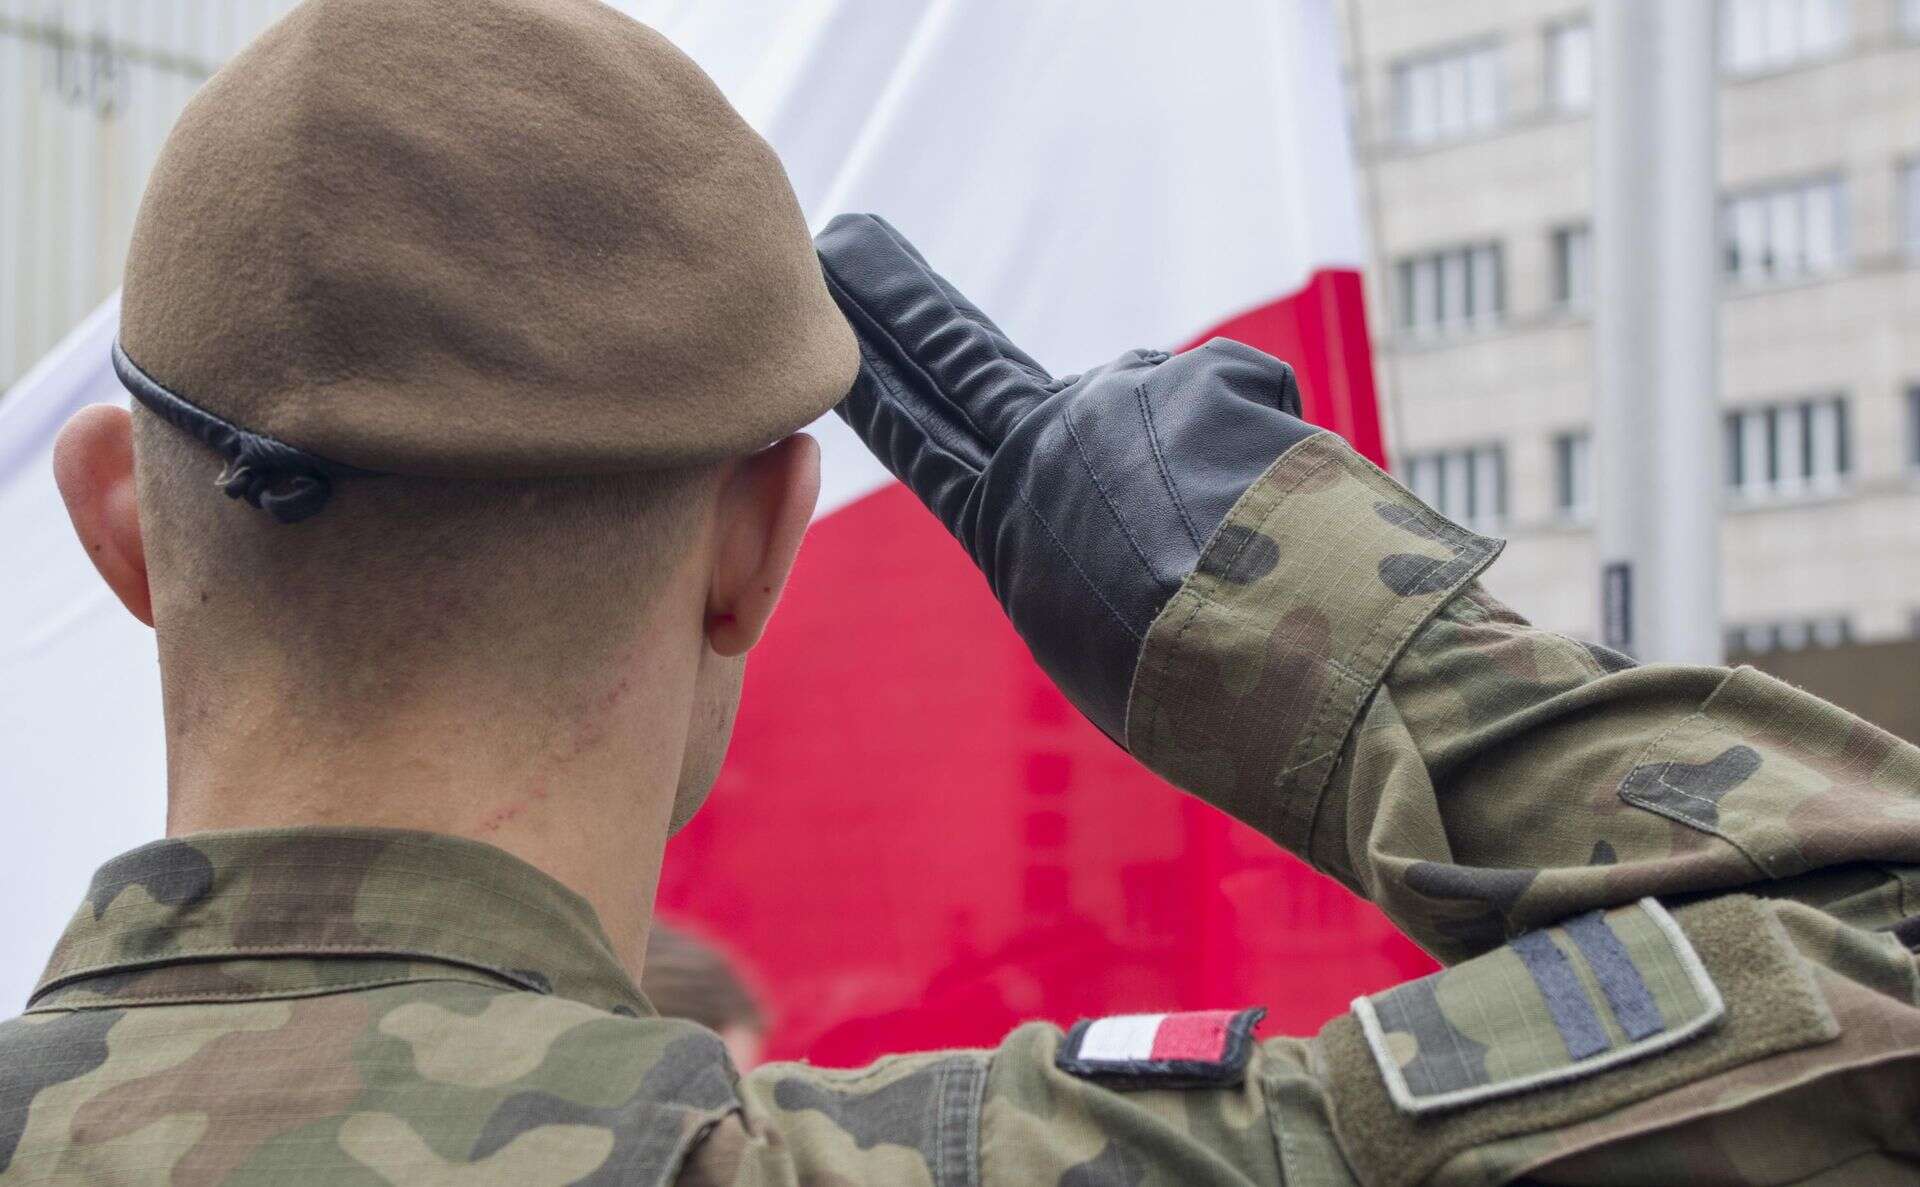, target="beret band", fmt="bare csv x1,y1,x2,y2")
115,342,368,525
